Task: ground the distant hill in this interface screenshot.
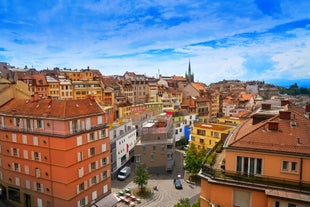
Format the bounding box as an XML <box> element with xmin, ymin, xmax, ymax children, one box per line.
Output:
<box><xmin>267</xmin><ymin>79</ymin><xmax>310</xmax><ymax>88</ymax></box>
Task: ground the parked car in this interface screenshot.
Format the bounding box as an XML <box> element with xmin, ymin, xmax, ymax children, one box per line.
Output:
<box><xmin>117</xmin><ymin>166</ymin><xmax>131</xmax><ymax>180</ymax></box>
<box><xmin>174</xmin><ymin>178</ymin><xmax>183</xmax><ymax>189</ymax></box>
<box><xmin>184</xmin><ymin>144</ymin><xmax>189</xmax><ymax>150</ymax></box>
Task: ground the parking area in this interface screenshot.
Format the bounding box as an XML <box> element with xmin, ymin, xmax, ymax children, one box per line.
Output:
<box><xmin>112</xmin><ymin>150</ymin><xmax>200</xmax><ymax>207</ymax></box>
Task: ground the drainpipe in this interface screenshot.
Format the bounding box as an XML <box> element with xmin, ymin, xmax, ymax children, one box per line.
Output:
<box><xmin>300</xmin><ymin>157</ymin><xmax>303</xmax><ymax>188</ymax></box>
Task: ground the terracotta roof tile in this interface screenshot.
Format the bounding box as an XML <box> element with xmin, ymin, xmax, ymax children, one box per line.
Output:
<box><xmin>0</xmin><ymin>97</ymin><xmax>104</xmax><ymax>119</ymax></box>
<box><xmin>228</xmin><ymin>109</ymin><xmax>310</xmax><ymax>155</ymax></box>
<box><xmin>191</xmin><ymin>82</ymin><xmax>207</xmax><ymax>92</ymax></box>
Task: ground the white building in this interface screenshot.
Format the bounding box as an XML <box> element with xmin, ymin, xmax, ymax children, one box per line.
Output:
<box><xmin>109</xmin><ymin>119</ymin><xmax>137</xmax><ymax>179</ymax></box>
<box><xmin>173</xmin><ymin>111</ymin><xmax>197</xmax><ymax>142</ymax></box>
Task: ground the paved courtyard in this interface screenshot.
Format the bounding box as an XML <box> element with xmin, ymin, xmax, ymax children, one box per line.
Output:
<box><xmin>112</xmin><ymin>150</ymin><xmax>200</xmax><ymax>207</ymax></box>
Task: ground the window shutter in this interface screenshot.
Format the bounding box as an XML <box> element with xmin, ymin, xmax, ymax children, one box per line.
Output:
<box><xmin>69</xmin><ymin>121</ymin><xmax>73</xmax><ymax>134</ymax></box>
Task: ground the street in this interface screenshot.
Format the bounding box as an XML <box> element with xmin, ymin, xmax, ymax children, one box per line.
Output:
<box><xmin>112</xmin><ymin>150</ymin><xmax>201</xmax><ymax>207</ymax></box>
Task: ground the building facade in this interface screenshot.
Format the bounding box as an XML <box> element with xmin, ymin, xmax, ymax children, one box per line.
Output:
<box><xmin>0</xmin><ymin>97</ymin><xmax>115</xmax><ymax>207</ymax></box>
<box><xmin>199</xmin><ymin>103</ymin><xmax>310</xmax><ymax>207</ymax></box>
<box><xmin>134</xmin><ymin>114</ymin><xmax>175</xmax><ymax>173</ymax></box>
<box><xmin>109</xmin><ymin>119</ymin><xmax>137</xmax><ymax>179</ymax></box>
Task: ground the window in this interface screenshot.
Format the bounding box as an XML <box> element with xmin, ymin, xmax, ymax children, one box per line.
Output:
<box><xmin>35</xmin><ymin>168</ymin><xmax>41</xmax><ymax>177</ymax></box>
<box><xmin>78</xmin><ymin>167</ymin><xmax>84</xmax><ymax>178</ymax></box>
<box><xmin>213</xmin><ymin>132</ymin><xmax>219</xmax><ymax>138</ymax></box>
<box><xmin>135</xmin><ymin>155</ymin><xmax>141</xmax><ymax>163</ymax></box>
<box><xmin>25</xmin><ymin>180</ymin><xmax>30</xmax><ymax>189</ymax></box>
<box><xmin>77</xmin><ymin>136</ymin><xmax>82</xmax><ymax>146</ymax></box>
<box><xmin>191</xmin><ymin>136</ymin><xmax>195</xmax><ymax>142</ymax></box>
<box><xmin>88</xmin><ymin>132</ymin><xmax>95</xmax><ymax>142</ymax></box>
<box><xmin>153</xmin><ymin>146</ymin><xmax>156</xmax><ymax>151</ymax></box>
<box><xmin>91</xmin><ymin>176</ymin><xmax>97</xmax><ymax>185</ymax></box>
<box><xmin>89</xmin><ymin>147</ymin><xmax>95</xmax><ymax>157</ymax></box>
<box><xmin>150</xmin><ymin>154</ymin><xmax>154</xmax><ymax>161</ymax></box>
<box><xmin>274</xmin><ymin>201</ymin><xmax>280</xmax><ymax>207</ymax></box>
<box><xmin>14</xmin><ymin>163</ymin><xmax>20</xmax><ymax>172</ymax></box>
<box><xmin>288</xmin><ymin>204</ymin><xmax>296</xmax><ymax>207</ymax></box>
<box><xmin>282</xmin><ymin>161</ymin><xmax>289</xmax><ymax>171</ymax></box>
<box><xmin>33</xmin><ymin>136</ymin><xmax>38</xmax><ymax>146</ymax></box>
<box><xmin>101</xmin><ymin>157</ymin><xmax>107</xmax><ymax>166</ymax></box>
<box><xmin>101</xmin><ymin>171</ymin><xmax>108</xmax><ymax>180</ymax></box>
<box><xmin>200</xmin><ymin>139</ymin><xmax>204</xmax><ymax>144</ymax></box>
<box><xmin>100</xmin><ymin>129</ymin><xmax>106</xmax><ymax>138</ymax></box>
<box><xmin>22</xmin><ymin>135</ymin><xmax>27</xmax><ymax>144</ymax></box>
<box><xmin>13</xmin><ymin>148</ymin><xmax>19</xmax><ymax>157</ymax></box>
<box><xmin>90</xmin><ymin>162</ymin><xmax>96</xmax><ymax>171</ymax></box>
<box><xmin>79</xmin><ymin>197</ymin><xmax>86</xmax><ymax>207</ymax></box>
<box><xmin>36</xmin><ymin>183</ymin><xmax>43</xmax><ymax>192</ymax></box>
<box><xmin>282</xmin><ymin>161</ymin><xmax>298</xmax><ymax>173</ymax></box>
<box><xmin>101</xmin><ymin>143</ymin><xmax>106</xmax><ymax>152</ymax></box>
<box><xmin>24</xmin><ymin>165</ymin><xmax>29</xmax><ymax>174</ymax></box>
<box><xmin>236</xmin><ymin>156</ymin><xmax>262</xmax><ymax>175</ymax></box>
<box><xmin>77</xmin><ymin>152</ymin><xmax>83</xmax><ymax>161</ymax></box>
<box><xmin>37</xmin><ymin>120</ymin><xmax>43</xmax><ymax>128</ymax></box>
<box><xmin>197</xmin><ymin>129</ymin><xmax>205</xmax><ymax>136</ymax></box>
<box><xmin>291</xmin><ymin>162</ymin><xmax>298</xmax><ymax>172</ymax></box>
<box><xmin>78</xmin><ymin>182</ymin><xmax>85</xmax><ymax>192</ymax></box>
<box><xmin>12</xmin><ymin>134</ymin><xmax>17</xmax><ymax>142</ymax></box>
<box><xmin>34</xmin><ymin>152</ymin><xmax>41</xmax><ymax>161</ymax></box>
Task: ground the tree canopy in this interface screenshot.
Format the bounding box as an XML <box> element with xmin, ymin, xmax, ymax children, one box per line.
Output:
<box><xmin>133</xmin><ymin>163</ymin><xmax>150</xmax><ymax>192</ymax></box>
<box><xmin>279</xmin><ymin>83</ymin><xmax>310</xmax><ymax>95</ymax></box>
<box><xmin>184</xmin><ymin>143</ymin><xmax>208</xmax><ymax>174</ymax></box>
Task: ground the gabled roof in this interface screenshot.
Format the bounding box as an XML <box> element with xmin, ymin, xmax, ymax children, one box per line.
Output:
<box><xmin>0</xmin><ymin>97</ymin><xmax>104</xmax><ymax>119</ymax></box>
<box><xmin>227</xmin><ymin>108</ymin><xmax>310</xmax><ymax>155</ymax></box>
<box><xmin>191</xmin><ymin>82</ymin><xmax>207</xmax><ymax>92</ymax></box>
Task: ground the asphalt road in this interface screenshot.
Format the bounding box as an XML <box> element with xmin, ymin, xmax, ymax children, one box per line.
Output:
<box><xmin>112</xmin><ymin>150</ymin><xmax>201</xmax><ymax>207</ymax></box>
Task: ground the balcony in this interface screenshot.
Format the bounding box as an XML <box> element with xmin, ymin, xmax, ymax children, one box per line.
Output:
<box><xmin>0</xmin><ymin>123</ymin><xmax>108</xmax><ymax>138</ymax></box>
<box><xmin>200</xmin><ymin>165</ymin><xmax>310</xmax><ymax>192</ymax></box>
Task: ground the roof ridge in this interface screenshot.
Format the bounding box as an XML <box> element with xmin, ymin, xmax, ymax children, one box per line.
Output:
<box><xmin>229</xmin><ymin>115</ymin><xmax>279</xmax><ymax>146</ymax></box>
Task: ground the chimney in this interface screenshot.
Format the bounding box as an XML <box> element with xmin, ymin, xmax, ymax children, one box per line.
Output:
<box><xmin>268</xmin><ymin>122</ymin><xmax>279</xmax><ymax>131</ymax></box>
<box><xmin>262</xmin><ymin>103</ymin><xmax>271</xmax><ymax>110</ymax></box>
<box><xmin>281</xmin><ymin>100</ymin><xmax>290</xmax><ymax>106</ymax></box>
<box><xmin>279</xmin><ymin>111</ymin><xmax>291</xmax><ymax>120</ymax></box>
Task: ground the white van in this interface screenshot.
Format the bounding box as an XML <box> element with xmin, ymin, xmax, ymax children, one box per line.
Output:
<box><xmin>117</xmin><ymin>166</ymin><xmax>131</xmax><ymax>180</ymax></box>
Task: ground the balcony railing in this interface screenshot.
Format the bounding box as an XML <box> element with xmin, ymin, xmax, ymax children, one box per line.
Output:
<box><xmin>0</xmin><ymin>123</ymin><xmax>108</xmax><ymax>138</ymax></box>
<box><xmin>200</xmin><ymin>164</ymin><xmax>310</xmax><ymax>192</ymax></box>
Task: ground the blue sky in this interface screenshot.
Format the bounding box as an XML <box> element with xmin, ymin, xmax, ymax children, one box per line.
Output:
<box><xmin>0</xmin><ymin>0</ymin><xmax>310</xmax><ymax>85</ymax></box>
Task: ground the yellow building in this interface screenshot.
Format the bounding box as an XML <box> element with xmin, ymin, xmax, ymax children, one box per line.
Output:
<box><xmin>46</xmin><ymin>76</ymin><xmax>60</xmax><ymax>100</ymax></box>
<box><xmin>72</xmin><ymin>80</ymin><xmax>103</xmax><ymax>103</ymax></box>
<box><xmin>190</xmin><ymin>123</ymin><xmax>234</xmax><ymax>150</ymax></box>
<box><xmin>59</xmin><ymin>70</ymin><xmax>94</xmax><ymax>81</ymax></box>
<box><xmin>217</xmin><ymin>116</ymin><xmax>245</xmax><ymax>126</ymax></box>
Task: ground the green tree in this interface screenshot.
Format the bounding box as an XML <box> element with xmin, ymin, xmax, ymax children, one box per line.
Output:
<box><xmin>133</xmin><ymin>163</ymin><xmax>150</xmax><ymax>192</ymax></box>
<box><xmin>173</xmin><ymin>198</ymin><xmax>190</xmax><ymax>207</ymax></box>
<box><xmin>184</xmin><ymin>143</ymin><xmax>208</xmax><ymax>174</ymax></box>
<box><xmin>192</xmin><ymin>198</ymin><xmax>200</xmax><ymax>207</ymax></box>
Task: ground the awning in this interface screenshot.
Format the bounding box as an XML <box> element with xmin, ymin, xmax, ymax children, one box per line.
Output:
<box><xmin>93</xmin><ymin>193</ymin><xmax>119</xmax><ymax>207</ymax></box>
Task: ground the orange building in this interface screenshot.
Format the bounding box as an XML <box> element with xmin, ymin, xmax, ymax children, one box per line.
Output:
<box><xmin>0</xmin><ymin>97</ymin><xmax>116</xmax><ymax>207</ymax></box>
<box><xmin>199</xmin><ymin>103</ymin><xmax>310</xmax><ymax>207</ymax></box>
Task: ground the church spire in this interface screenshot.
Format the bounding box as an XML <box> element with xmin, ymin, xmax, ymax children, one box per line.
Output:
<box><xmin>188</xmin><ymin>59</ymin><xmax>191</xmax><ymax>75</ymax></box>
<box><xmin>186</xmin><ymin>59</ymin><xmax>194</xmax><ymax>83</ymax></box>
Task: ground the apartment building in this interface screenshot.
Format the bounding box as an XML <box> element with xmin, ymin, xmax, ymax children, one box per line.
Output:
<box><xmin>46</xmin><ymin>76</ymin><xmax>60</xmax><ymax>100</ymax></box>
<box><xmin>0</xmin><ymin>97</ymin><xmax>116</xmax><ymax>207</ymax></box>
<box><xmin>72</xmin><ymin>81</ymin><xmax>103</xmax><ymax>104</ymax></box>
<box><xmin>135</xmin><ymin>113</ymin><xmax>175</xmax><ymax>173</ymax></box>
<box><xmin>59</xmin><ymin>70</ymin><xmax>94</xmax><ymax>81</ymax></box>
<box><xmin>58</xmin><ymin>76</ymin><xmax>73</xmax><ymax>100</ymax></box>
<box><xmin>0</xmin><ymin>78</ymin><xmax>33</xmax><ymax>107</ymax></box>
<box><xmin>172</xmin><ymin>110</ymin><xmax>197</xmax><ymax>142</ymax></box>
<box><xmin>109</xmin><ymin>119</ymin><xmax>137</xmax><ymax>179</ymax></box>
<box><xmin>199</xmin><ymin>103</ymin><xmax>310</xmax><ymax>207</ymax></box>
<box><xmin>190</xmin><ymin>122</ymin><xmax>234</xmax><ymax>151</ymax></box>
